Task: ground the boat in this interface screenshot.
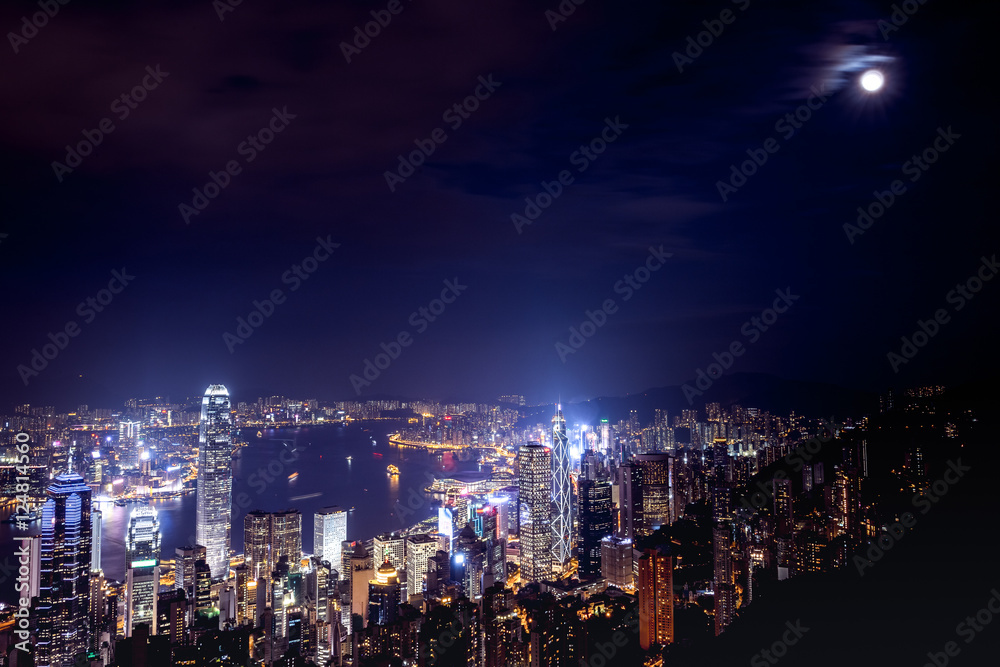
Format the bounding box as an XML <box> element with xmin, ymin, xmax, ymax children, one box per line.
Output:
<box><xmin>257</xmin><ymin>431</ymin><xmax>263</xmax><ymax>438</ymax></box>
<box><xmin>387</xmin><ymin>464</ymin><xmax>400</xmax><ymax>476</ymax></box>
<box><xmin>346</xmin><ymin>456</ymin><xmax>353</xmax><ymax>462</ymax></box>
<box><xmin>4</xmin><ymin>512</ymin><xmax>37</xmax><ymax>523</ymax></box>
<box><xmin>287</xmin><ymin>472</ymin><xmax>299</xmax><ymax>480</ymax></box>
<box><xmin>373</xmin><ymin>452</ymin><xmax>383</xmax><ymax>458</ymax></box>
<box><xmin>114</xmin><ymin>499</ymin><xmax>126</xmax><ymax>506</ymax></box>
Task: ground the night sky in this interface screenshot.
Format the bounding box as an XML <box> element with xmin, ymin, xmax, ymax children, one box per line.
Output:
<box><xmin>1</xmin><ymin>0</ymin><xmax>994</xmax><ymax>409</ymax></box>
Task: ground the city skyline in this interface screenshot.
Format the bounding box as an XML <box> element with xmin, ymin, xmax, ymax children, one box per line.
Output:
<box><xmin>1</xmin><ymin>0</ymin><xmax>995</xmax><ymax>664</ymax></box>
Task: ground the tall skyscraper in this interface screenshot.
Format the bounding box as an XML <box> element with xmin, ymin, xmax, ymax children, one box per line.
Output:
<box><xmin>773</xmin><ymin>476</ymin><xmax>794</xmax><ymax>537</ymax></box>
<box><xmin>37</xmin><ymin>471</ymin><xmax>93</xmax><ymax>667</ymax></box>
<box><xmin>126</xmin><ymin>506</ymin><xmax>161</xmax><ymax>637</ymax></box>
<box><xmin>367</xmin><ymin>561</ymin><xmax>402</xmax><ymax>626</ymax></box>
<box><xmin>314</xmin><ymin>506</ymin><xmax>348</xmax><ymax>571</ymax></box>
<box><xmin>243</xmin><ymin>509</ymin><xmax>303</xmax><ymax>591</ymax></box>
<box><xmin>713</xmin><ymin>522</ymin><xmax>735</xmax><ymax>636</ymax></box>
<box><xmin>636</xmin><ymin>453</ymin><xmax>671</xmax><ymax>531</ymax></box>
<box><xmin>197</xmin><ymin>384</ymin><xmax>233</xmax><ymax>579</ymax></box>
<box><xmin>373</xmin><ymin>532</ymin><xmax>407</xmax><ymax>572</ymax></box>
<box><xmin>599</xmin><ymin>419</ymin><xmax>610</xmax><ymax>455</ymax></box>
<box><xmin>618</xmin><ymin>462</ymin><xmax>644</xmax><ymax>539</ymax></box>
<box><xmin>550</xmin><ymin>406</ymin><xmax>572</xmax><ymax>566</ymax></box>
<box><xmin>518</xmin><ymin>442</ymin><xmax>552</xmax><ymax>583</ymax></box>
<box><xmin>91</xmin><ymin>508</ymin><xmax>102</xmax><ymax>573</ymax></box>
<box><xmin>405</xmin><ymin>534</ymin><xmax>439</xmax><ymax>601</ymax></box>
<box><xmin>174</xmin><ymin>544</ymin><xmax>205</xmax><ymax>601</ymax></box>
<box><xmin>577</xmin><ymin>479</ymin><xmax>613</xmax><ymax>577</ymax></box>
<box><xmin>638</xmin><ymin>546</ymin><xmax>674</xmax><ymax>650</ymax></box>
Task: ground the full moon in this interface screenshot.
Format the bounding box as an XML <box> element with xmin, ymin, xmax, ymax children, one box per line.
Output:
<box><xmin>860</xmin><ymin>69</ymin><xmax>885</xmax><ymax>92</ymax></box>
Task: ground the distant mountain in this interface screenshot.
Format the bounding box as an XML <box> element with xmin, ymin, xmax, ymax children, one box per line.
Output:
<box><xmin>524</xmin><ymin>373</ymin><xmax>877</xmax><ymax>426</ymax></box>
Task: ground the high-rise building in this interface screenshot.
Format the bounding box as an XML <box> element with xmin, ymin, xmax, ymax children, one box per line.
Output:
<box><xmin>367</xmin><ymin>561</ymin><xmax>402</xmax><ymax>627</ymax></box>
<box><xmin>91</xmin><ymin>509</ymin><xmax>102</xmax><ymax>573</ymax></box>
<box><xmin>636</xmin><ymin>453</ymin><xmax>671</xmax><ymax>531</ymax></box>
<box><xmin>314</xmin><ymin>505</ymin><xmax>348</xmax><ymax>571</ymax></box>
<box><xmin>373</xmin><ymin>532</ymin><xmax>407</xmax><ymax>573</ymax></box>
<box><xmin>637</xmin><ymin>546</ymin><xmax>674</xmax><ymax>650</ymax></box>
<box><xmin>601</xmin><ymin>536</ymin><xmax>634</xmax><ymax>589</ymax></box>
<box><xmin>125</xmin><ymin>506</ymin><xmax>161</xmax><ymax>637</ymax></box>
<box><xmin>518</xmin><ymin>442</ymin><xmax>552</xmax><ymax>583</ymax></box>
<box><xmin>599</xmin><ymin>419</ymin><xmax>611</xmax><ymax>455</ymax></box>
<box><xmin>618</xmin><ymin>462</ymin><xmax>644</xmax><ymax>539</ymax></box>
<box><xmin>156</xmin><ymin>589</ymin><xmax>187</xmax><ymax>645</ymax></box>
<box><xmin>773</xmin><ymin>477</ymin><xmax>794</xmax><ymax>537</ymax></box>
<box><xmin>37</xmin><ymin>471</ymin><xmax>93</xmax><ymax>667</ymax></box>
<box><xmin>551</xmin><ymin>406</ymin><xmax>572</xmax><ymax>566</ymax></box>
<box><xmin>197</xmin><ymin>384</ymin><xmax>233</xmax><ymax>579</ymax></box>
<box><xmin>174</xmin><ymin>544</ymin><xmax>205</xmax><ymax>601</ymax></box>
<box><xmin>243</xmin><ymin>509</ymin><xmax>302</xmax><ymax>594</ymax></box>
<box><xmin>577</xmin><ymin>479</ymin><xmax>613</xmax><ymax>578</ymax></box>
<box><xmin>405</xmin><ymin>534</ymin><xmax>438</xmax><ymax>601</ymax></box>
<box><xmin>713</xmin><ymin>522</ymin><xmax>735</xmax><ymax>636</ymax></box>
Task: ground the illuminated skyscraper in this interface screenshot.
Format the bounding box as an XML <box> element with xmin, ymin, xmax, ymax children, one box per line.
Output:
<box><xmin>314</xmin><ymin>505</ymin><xmax>348</xmax><ymax>571</ymax></box>
<box><xmin>713</xmin><ymin>522</ymin><xmax>735</xmax><ymax>636</ymax></box>
<box><xmin>36</xmin><ymin>471</ymin><xmax>93</xmax><ymax>667</ymax></box>
<box><xmin>405</xmin><ymin>533</ymin><xmax>439</xmax><ymax>601</ymax></box>
<box><xmin>518</xmin><ymin>442</ymin><xmax>552</xmax><ymax>583</ymax></box>
<box><xmin>638</xmin><ymin>546</ymin><xmax>674</xmax><ymax>649</ymax></box>
<box><xmin>577</xmin><ymin>479</ymin><xmax>613</xmax><ymax>577</ymax></box>
<box><xmin>126</xmin><ymin>506</ymin><xmax>161</xmax><ymax>637</ymax></box>
<box><xmin>91</xmin><ymin>508</ymin><xmax>102</xmax><ymax>573</ymax></box>
<box><xmin>197</xmin><ymin>384</ymin><xmax>233</xmax><ymax>579</ymax></box>
<box><xmin>618</xmin><ymin>461</ymin><xmax>644</xmax><ymax>539</ymax></box>
<box><xmin>550</xmin><ymin>406</ymin><xmax>572</xmax><ymax>566</ymax></box>
<box><xmin>367</xmin><ymin>561</ymin><xmax>401</xmax><ymax>626</ymax></box>
<box><xmin>243</xmin><ymin>509</ymin><xmax>303</xmax><ymax>594</ymax></box>
<box><xmin>636</xmin><ymin>453</ymin><xmax>671</xmax><ymax>531</ymax></box>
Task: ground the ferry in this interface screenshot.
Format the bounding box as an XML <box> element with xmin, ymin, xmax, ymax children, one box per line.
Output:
<box><xmin>386</xmin><ymin>464</ymin><xmax>400</xmax><ymax>476</ymax></box>
<box><xmin>287</xmin><ymin>472</ymin><xmax>299</xmax><ymax>480</ymax></box>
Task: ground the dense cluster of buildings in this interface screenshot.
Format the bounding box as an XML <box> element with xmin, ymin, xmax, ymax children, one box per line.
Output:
<box><xmin>0</xmin><ymin>385</ymin><xmax>961</xmax><ymax>667</ymax></box>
